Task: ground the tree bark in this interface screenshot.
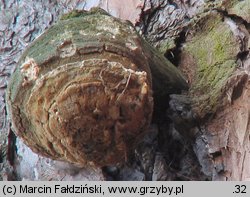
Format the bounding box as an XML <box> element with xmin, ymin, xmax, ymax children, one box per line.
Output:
<box><xmin>169</xmin><ymin>2</ymin><xmax>250</xmax><ymax>180</ymax></box>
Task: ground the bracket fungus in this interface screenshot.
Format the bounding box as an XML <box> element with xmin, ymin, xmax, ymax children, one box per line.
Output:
<box><xmin>6</xmin><ymin>8</ymin><xmax>187</xmax><ymax>167</ymax></box>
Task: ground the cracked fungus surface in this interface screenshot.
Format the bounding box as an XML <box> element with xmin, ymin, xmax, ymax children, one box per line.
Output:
<box><xmin>6</xmin><ymin>10</ymin><xmax>153</xmax><ymax>166</ymax></box>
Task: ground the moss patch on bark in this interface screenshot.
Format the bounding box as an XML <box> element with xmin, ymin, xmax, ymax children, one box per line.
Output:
<box><xmin>183</xmin><ymin>12</ymin><xmax>239</xmax><ymax>117</ymax></box>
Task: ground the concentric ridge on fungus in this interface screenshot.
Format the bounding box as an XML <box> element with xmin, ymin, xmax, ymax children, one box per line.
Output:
<box><xmin>6</xmin><ymin>8</ymin><xmax>187</xmax><ymax>166</ymax></box>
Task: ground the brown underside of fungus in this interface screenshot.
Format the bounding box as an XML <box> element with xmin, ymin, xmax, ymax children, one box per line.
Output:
<box><xmin>6</xmin><ymin>8</ymin><xmax>187</xmax><ymax>167</ymax></box>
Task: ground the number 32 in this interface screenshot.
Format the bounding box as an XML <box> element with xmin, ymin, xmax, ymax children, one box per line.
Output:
<box><xmin>234</xmin><ymin>185</ymin><xmax>247</xmax><ymax>193</ymax></box>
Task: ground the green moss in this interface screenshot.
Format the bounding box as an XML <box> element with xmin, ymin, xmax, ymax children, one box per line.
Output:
<box><xmin>21</xmin><ymin>11</ymin><xmax>125</xmax><ymax>67</ymax></box>
<box><xmin>60</xmin><ymin>8</ymin><xmax>110</xmax><ymax>21</ymax></box>
<box><xmin>186</xmin><ymin>13</ymin><xmax>238</xmax><ymax>116</ymax></box>
<box><xmin>60</xmin><ymin>10</ymin><xmax>88</xmax><ymax>20</ymax></box>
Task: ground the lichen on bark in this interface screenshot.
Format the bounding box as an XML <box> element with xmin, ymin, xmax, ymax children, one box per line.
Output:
<box><xmin>175</xmin><ymin>3</ymin><xmax>250</xmax><ymax>180</ymax></box>
<box><xmin>180</xmin><ymin>12</ymin><xmax>239</xmax><ymax>117</ymax></box>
